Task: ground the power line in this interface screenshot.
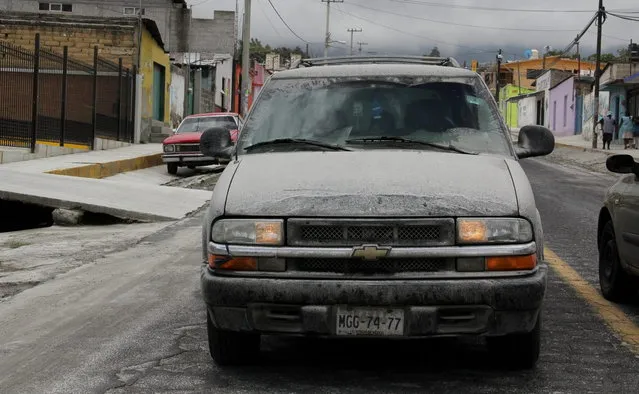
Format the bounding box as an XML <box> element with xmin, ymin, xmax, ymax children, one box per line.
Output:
<box><xmin>388</xmin><ymin>0</ymin><xmax>639</xmax><ymax>14</ymax></box>
<box><xmin>606</xmin><ymin>11</ymin><xmax>639</xmax><ymax>22</ymax></box>
<box><xmin>346</xmin><ymin>2</ymin><xmax>584</xmax><ymax>32</ymax></box>
<box><xmin>257</xmin><ymin>0</ymin><xmax>282</xmax><ymax>37</ymax></box>
<box><xmin>331</xmin><ymin>2</ymin><xmax>489</xmax><ymax>52</ymax></box>
<box><xmin>265</xmin><ymin>0</ymin><xmax>310</xmax><ymax>43</ymax></box>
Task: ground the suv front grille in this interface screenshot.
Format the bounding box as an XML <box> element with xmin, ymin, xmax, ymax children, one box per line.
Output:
<box><xmin>288</xmin><ymin>218</ymin><xmax>454</xmax><ymax>247</ymax></box>
<box><xmin>289</xmin><ymin>258</ymin><xmax>453</xmax><ymax>274</ymax></box>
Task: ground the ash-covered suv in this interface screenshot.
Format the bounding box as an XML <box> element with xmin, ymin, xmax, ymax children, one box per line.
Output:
<box><xmin>199</xmin><ymin>56</ymin><xmax>555</xmax><ymax>368</ymax></box>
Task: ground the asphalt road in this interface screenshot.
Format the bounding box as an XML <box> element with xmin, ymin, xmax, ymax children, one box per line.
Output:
<box><xmin>0</xmin><ymin>157</ymin><xmax>638</xmax><ymax>393</ymax></box>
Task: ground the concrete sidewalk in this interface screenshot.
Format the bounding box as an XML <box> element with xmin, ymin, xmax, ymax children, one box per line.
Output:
<box><xmin>0</xmin><ymin>144</ymin><xmax>163</xmax><ymax>178</ymax></box>
<box><xmin>0</xmin><ymin>168</ymin><xmax>211</xmax><ymax>222</ymax></box>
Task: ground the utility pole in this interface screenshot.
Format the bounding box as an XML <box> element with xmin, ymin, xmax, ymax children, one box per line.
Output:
<box><xmin>347</xmin><ymin>27</ymin><xmax>362</xmax><ymax>56</ymax></box>
<box><xmin>357</xmin><ymin>41</ymin><xmax>368</xmax><ymax>54</ymax></box>
<box><xmin>576</xmin><ymin>37</ymin><xmax>581</xmax><ymax>81</ymax></box>
<box><xmin>495</xmin><ymin>49</ymin><xmax>503</xmax><ymax>105</ymax></box>
<box><xmin>592</xmin><ymin>0</ymin><xmax>604</xmax><ymax>149</ymax></box>
<box><xmin>241</xmin><ymin>0</ymin><xmax>251</xmax><ymax>117</ymax></box>
<box><xmin>322</xmin><ymin>0</ymin><xmax>343</xmax><ymax>59</ymax></box>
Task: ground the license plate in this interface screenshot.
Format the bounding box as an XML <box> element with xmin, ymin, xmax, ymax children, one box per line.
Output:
<box><xmin>335</xmin><ymin>306</ymin><xmax>405</xmax><ymax>336</ymax></box>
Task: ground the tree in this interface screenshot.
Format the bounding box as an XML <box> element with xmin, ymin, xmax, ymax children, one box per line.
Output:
<box><xmin>237</xmin><ymin>38</ymin><xmax>309</xmax><ymax>64</ymax></box>
<box><xmin>586</xmin><ymin>48</ymin><xmax>631</xmax><ymax>63</ymax></box>
<box><xmin>428</xmin><ymin>46</ymin><xmax>441</xmax><ymax>57</ymax></box>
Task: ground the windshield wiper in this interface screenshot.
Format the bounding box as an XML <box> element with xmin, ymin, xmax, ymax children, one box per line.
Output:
<box><xmin>244</xmin><ymin>138</ymin><xmax>351</xmax><ymax>152</ymax></box>
<box><xmin>345</xmin><ymin>136</ymin><xmax>478</xmax><ymax>155</ymax></box>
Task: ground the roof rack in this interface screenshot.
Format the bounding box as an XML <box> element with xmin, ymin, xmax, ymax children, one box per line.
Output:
<box><xmin>294</xmin><ymin>55</ymin><xmax>461</xmax><ymax>68</ymax></box>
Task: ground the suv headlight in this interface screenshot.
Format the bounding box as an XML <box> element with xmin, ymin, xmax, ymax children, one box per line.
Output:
<box><xmin>212</xmin><ymin>219</ymin><xmax>284</xmax><ymax>245</ymax></box>
<box><xmin>457</xmin><ymin>218</ymin><xmax>533</xmax><ymax>244</ymax></box>
<box><xmin>164</xmin><ymin>144</ymin><xmax>175</xmax><ymax>152</ymax></box>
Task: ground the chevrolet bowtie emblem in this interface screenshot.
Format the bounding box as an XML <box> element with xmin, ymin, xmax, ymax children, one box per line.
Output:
<box><xmin>352</xmin><ymin>244</ymin><xmax>391</xmax><ymax>261</ymax></box>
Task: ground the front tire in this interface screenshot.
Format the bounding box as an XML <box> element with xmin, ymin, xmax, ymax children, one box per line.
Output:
<box><xmin>167</xmin><ymin>163</ymin><xmax>178</xmax><ymax>175</ymax></box>
<box><xmin>599</xmin><ymin>220</ymin><xmax>636</xmax><ymax>302</ymax></box>
<box><xmin>207</xmin><ymin>312</ymin><xmax>260</xmax><ymax>366</ymax></box>
<box><xmin>487</xmin><ymin>315</ymin><xmax>541</xmax><ymax>369</ymax></box>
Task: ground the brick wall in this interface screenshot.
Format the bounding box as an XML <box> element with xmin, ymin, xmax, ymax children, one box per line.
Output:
<box><xmin>0</xmin><ymin>16</ymin><xmax>137</xmax><ymax>68</ymax></box>
<box><xmin>169</xmin><ymin>9</ymin><xmax>235</xmax><ymax>54</ymax></box>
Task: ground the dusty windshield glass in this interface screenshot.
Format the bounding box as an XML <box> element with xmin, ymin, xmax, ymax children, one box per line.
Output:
<box><xmin>177</xmin><ymin>116</ymin><xmax>237</xmax><ymax>133</ymax></box>
<box><xmin>237</xmin><ymin>76</ymin><xmax>512</xmax><ymax>155</ymax></box>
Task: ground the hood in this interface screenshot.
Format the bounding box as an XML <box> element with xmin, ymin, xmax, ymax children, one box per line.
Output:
<box><xmin>163</xmin><ymin>132</ymin><xmax>202</xmax><ymax>144</ymax></box>
<box><xmin>224</xmin><ymin>150</ymin><xmax>520</xmax><ymax>217</ymax></box>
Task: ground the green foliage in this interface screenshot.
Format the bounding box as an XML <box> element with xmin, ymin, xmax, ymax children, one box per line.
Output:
<box><xmin>237</xmin><ymin>38</ymin><xmax>309</xmax><ymax>63</ymax></box>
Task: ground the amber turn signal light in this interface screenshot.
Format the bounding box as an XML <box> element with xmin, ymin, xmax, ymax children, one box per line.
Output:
<box><xmin>486</xmin><ymin>254</ymin><xmax>537</xmax><ymax>271</ymax></box>
<box><xmin>208</xmin><ymin>254</ymin><xmax>257</xmax><ymax>271</ymax></box>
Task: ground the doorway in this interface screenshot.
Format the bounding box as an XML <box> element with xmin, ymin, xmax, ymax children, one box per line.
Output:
<box><xmin>153</xmin><ymin>62</ymin><xmax>166</xmax><ymax>121</ymax></box>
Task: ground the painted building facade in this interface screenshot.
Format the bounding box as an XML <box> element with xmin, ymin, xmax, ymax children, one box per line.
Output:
<box><xmin>499</xmin><ymin>84</ymin><xmax>535</xmax><ymax>128</ymax></box>
<box><xmin>548</xmin><ymin>76</ymin><xmax>575</xmax><ymax>136</ymax></box>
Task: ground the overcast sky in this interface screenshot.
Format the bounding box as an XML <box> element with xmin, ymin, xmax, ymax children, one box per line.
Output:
<box><xmin>191</xmin><ymin>0</ymin><xmax>639</xmax><ymax>62</ymax></box>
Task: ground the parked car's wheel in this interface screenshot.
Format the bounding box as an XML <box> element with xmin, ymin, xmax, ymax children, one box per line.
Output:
<box><xmin>487</xmin><ymin>315</ymin><xmax>541</xmax><ymax>369</ymax></box>
<box><xmin>167</xmin><ymin>163</ymin><xmax>178</xmax><ymax>175</ymax></box>
<box><xmin>207</xmin><ymin>312</ymin><xmax>260</xmax><ymax>366</ymax></box>
<box><xmin>599</xmin><ymin>220</ymin><xmax>636</xmax><ymax>302</ymax></box>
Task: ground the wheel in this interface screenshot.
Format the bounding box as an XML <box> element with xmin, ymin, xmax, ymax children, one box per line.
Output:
<box><xmin>187</xmin><ymin>165</ymin><xmax>196</xmax><ymax>170</ymax></box>
<box><xmin>167</xmin><ymin>163</ymin><xmax>178</xmax><ymax>175</ymax></box>
<box><xmin>207</xmin><ymin>311</ymin><xmax>260</xmax><ymax>366</ymax></box>
<box><xmin>487</xmin><ymin>314</ymin><xmax>541</xmax><ymax>369</ymax></box>
<box><xmin>599</xmin><ymin>220</ymin><xmax>636</xmax><ymax>302</ymax></box>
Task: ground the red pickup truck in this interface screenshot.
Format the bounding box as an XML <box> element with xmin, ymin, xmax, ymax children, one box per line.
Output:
<box><xmin>162</xmin><ymin>112</ymin><xmax>241</xmax><ymax>174</ymax></box>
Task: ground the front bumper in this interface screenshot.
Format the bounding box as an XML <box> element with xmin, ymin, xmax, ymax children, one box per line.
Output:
<box><xmin>201</xmin><ymin>264</ymin><xmax>547</xmax><ymax>337</ymax></box>
<box><xmin>162</xmin><ymin>153</ymin><xmax>218</xmax><ymax>165</ymax></box>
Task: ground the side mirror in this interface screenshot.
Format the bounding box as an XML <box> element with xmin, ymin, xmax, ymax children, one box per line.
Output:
<box><xmin>200</xmin><ymin>127</ymin><xmax>234</xmax><ymax>160</ymax></box>
<box><xmin>606</xmin><ymin>154</ymin><xmax>638</xmax><ymax>175</ymax></box>
<box><xmin>515</xmin><ymin>125</ymin><xmax>555</xmax><ymax>159</ymax></box>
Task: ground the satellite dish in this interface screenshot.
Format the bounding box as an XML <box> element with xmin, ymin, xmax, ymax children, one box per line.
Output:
<box><xmin>524</xmin><ymin>49</ymin><xmax>533</xmax><ymax>59</ymax></box>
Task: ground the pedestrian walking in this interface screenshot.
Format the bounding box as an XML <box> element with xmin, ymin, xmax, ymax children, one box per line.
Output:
<box><xmin>598</xmin><ymin>112</ymin><xmax>617</xmax><ymax>150</ymax></box>
<box><xmin>619</xmin><ymin>111</ymin><xmax>635</xmax><ymax>149</ymax></box>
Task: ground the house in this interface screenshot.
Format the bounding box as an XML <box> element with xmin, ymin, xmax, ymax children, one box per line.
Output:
<box><xmin>499</xmin><ymin>84</ymin><xmax>535</xmax><ymax>128</ymax></box>
<box><xmin>0</xmin><ymin>11</ymin><xmax>172</xmax><ymax>143</ymax></box>
<box><xmin>0</xmin><ymin>0</ymin><xmax>238</xmax><ymax>117</ymax></box>
<box><xmin>484</xmin><ymin>56</ymin><xmax>599</xmax><ymax>94</ymax></box>
<box><xmin>534</xmin><ymin>69</ymin><xmax>574</xmax><ymax>131</ymax></box>
<box><xmin>599</xmin><ymin>63</ymin><xmax>639</xmax><ymax>127</ymax></box>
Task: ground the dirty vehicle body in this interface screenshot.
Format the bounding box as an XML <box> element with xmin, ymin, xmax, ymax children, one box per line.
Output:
<box><xmin>162</xmin><ymin>113</ymin><xmax>241</xmax><ymax>174</ymax></box>
<box><xmin>598</xmin><ymin>154</ymin><xmax>639</xmax><ymax>302</ymax></box>
<box><xmin>199</xmin><ymin>56</ymin><xmax>555</xmax><ymax>368</ymax></box>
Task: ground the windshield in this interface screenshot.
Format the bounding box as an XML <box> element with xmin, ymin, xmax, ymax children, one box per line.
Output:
<box><xmin>177</xmin><ymin>116</ymin><xmax>237</xmax><ymax>133</ymax></box>
<box><xmin>236</xmin><ymin>76</ymin><xmax>513</xmax><ymax>156</ymax></box>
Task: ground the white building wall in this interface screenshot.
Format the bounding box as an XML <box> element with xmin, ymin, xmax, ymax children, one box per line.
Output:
<box><xmin>518</xmin><ymin>96</ymin><xmax>537</xmax><ymax>127</ymax></box>
<box><xmin>214</xmin><ymin>56</ymin><xmax>233</xmax><ymax>111</ymax></box>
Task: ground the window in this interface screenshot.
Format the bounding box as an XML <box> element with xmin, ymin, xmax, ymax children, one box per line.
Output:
<box><xmin>124</xmin><ymin>7</ymin><xmax>145</xmax><ymax>15</ymax></box>
<box><xmin>39</xmin><ymin>3</ymin><xmax>72</xmax><ymax>12</ymax></box>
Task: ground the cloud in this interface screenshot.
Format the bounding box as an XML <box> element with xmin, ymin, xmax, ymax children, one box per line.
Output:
<box><xmin>191</xmin><ymin>0</ymin><xmax>638</xmax><ymax>62</ymax></box>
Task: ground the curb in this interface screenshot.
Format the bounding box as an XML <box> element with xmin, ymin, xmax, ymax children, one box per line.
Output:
<box><xmin>554</xmin><ymin>142</ymin><xmax>628</xmax><ymax>156</ymax></box>
<box><xmin>45</xmin><ymin>153</ymin><xmax>163</xmax><ymax>179</ymax></box>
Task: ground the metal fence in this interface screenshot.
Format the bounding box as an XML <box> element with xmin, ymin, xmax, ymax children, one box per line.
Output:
<box><xmin>0</xmin><ymin>34</ymin><xmax>135</xmax><ymax>152</ymax></box>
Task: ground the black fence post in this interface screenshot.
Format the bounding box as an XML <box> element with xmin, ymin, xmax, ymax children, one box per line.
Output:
<box><xmin>117</xmin><ymin>58</ymin><xmax>123</xmax><ymax>141</ymax></box>
<box><xmin>30</xmin><ymin>33</ymin><xmax>40</xmax><ymax>153</ymax></box>
<box><xmin>131</xmin><ymin>65</ymin><xmax>137</xmax><ymax>143</ymax></box>
<box><xmin>60</xmin><ymin>46</ymin><xmax>68</xmax><ymax>147</ymax></box>
<box><xmin>91</xmin><ymin>46</ymin><xmax>98</xmax><ymax>150</ymax></box>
